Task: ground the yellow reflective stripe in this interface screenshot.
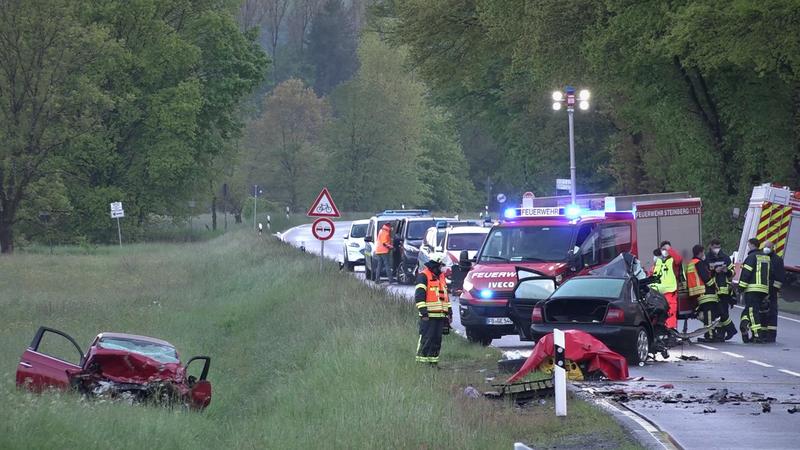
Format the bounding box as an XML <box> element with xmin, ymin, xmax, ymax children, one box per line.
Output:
<box><xmin>428</xmin><ymin>312</ymin><xmax>446</xmax><ymax>318</ymax></box>
<box><xmin>697</xmin><ymin>294</ymin><xmax>719</xmax><ymax>305</ymax></box>
<box><xmin>416</xmin><ymin>302</ymin><xmax>427</xmax><ymax>309</ymax></box>
<box><xmin>774</xmin><ymin>281</ymin><xmax>783</xmax><ymax>289</ymax></box>
<box><xmin>742</xmin><ymin>264</ymin><xmax>753</xmax><ymax>271</ymax></box>
<box><xmin>415</xmin><ymin>284</ymin><xmax>427</xmax><ymax>290</ymax></box>
<box><xmin>738</xmin><ymin>281</ymin><xmax>749</xmax><ymax>288</ymax></box>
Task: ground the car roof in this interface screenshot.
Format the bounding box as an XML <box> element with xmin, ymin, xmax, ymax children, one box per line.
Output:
<box><xmin>97</xmin><ymin>332</ymin><xmax>175</xmax><ymax>347</ymax></box>
<box><xmin>448</xmin><ymin>226</ymin><xmax>489</xmax><ymax>235</ymax></box>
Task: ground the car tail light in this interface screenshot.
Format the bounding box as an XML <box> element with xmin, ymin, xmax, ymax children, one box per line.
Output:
<box><xmin>531</xmin><ymin>305</ymin><xmax>544</xmax><ymax>324</ymax></box>
<box><xmin>604</xmin><ymin>305</ymin><xmax>625</xmax><ymax>323</ymax></box>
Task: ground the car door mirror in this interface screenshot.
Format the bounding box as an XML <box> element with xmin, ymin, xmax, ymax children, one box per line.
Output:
<box><xmin>364</xmin><ymin>236</ymin><xmax>373</xmax><ymax>243</ymax></box>
<box><xmin>343</xmin><ymin>234</ymin><xmax>349</xmax><ymax>239</ymax></box>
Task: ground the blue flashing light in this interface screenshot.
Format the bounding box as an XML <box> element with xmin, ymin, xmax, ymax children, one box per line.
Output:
<box><xmin>479</xmin><ymin>289</ymin><xmax>493</xmax><ymax>299</ymax></box>
<box><xmin>504</xmin><ymin>208</ymin><xmax>517</xmax><ymax>219</ymax></box>
<box><xmin>565</xmin><ymin>204</ymin><xmax>582</xmax><ymax>220</ymax></box>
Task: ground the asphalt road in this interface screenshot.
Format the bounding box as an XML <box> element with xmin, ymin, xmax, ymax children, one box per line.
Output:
<box><xmin>281</xmin><ymin>221</ymin><xmax>800</xmax><ymax>449</ymax></box>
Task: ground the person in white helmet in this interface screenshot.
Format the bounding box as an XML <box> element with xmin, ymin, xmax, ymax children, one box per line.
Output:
<box><xmin>414</xmin><ymin>252</ymin><xmax>451</xmax><ymax>365</ymax></box>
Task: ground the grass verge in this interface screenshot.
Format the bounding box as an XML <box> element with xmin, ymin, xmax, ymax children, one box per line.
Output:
<box><xmin>0</xmin><ymin>231</ymin><xmax>639</xmax><ymax>449</ymax></box>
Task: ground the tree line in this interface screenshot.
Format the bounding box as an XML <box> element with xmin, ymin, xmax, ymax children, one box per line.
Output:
<box><xmin>0</xmin><ymin>0</ymin><xmax>267</xmax><ymax>252</ymax></box>
<box><xmin>381</xmin><ymin>0</ymin><xmax>800</xmax><ymax>244</ymax></box>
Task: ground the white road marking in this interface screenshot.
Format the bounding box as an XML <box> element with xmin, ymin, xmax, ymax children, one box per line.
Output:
<box><xmin>747</xmin><ymin>360</ymin><xmax>773</xmax><ymax>368</ymax></box>
<box><xmin>721</xmin><ymin>351</ymin><xmax>744</xmax><ymax>358</ymax></box>
<box><xmin>593</xmin><ymin>398</ymin><xmax>673</xmax><ymax>450</ymax></box>
<box><xmin>733</xmin><ymin>305</ymin><xmax>800</xmax><ymax>324</ymax></box>
<box><xmin>696</xmin><ymin>344</ymin><xmax>717</xmax><ymax>350</ymax></box>
<box><xmin>778</xmin><ymin>369</ymin><xmax>800</xmax><ymax>377</ymax></box>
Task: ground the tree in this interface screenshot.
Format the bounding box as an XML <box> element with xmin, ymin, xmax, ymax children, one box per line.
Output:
<box><xmin>249</xmin><ymin>78</ymin><xmax>330</xmax><ymax>211</ymax></box>
<box><xmin>308</xmin><ymin>0</ymin><xmax>358</xmax><ymax>94</ymax></box>
<box><xmin>0</xmin><ymin>0</ymin><xmax>114</xmax><ymax>252</ymax></box>
<box><xmin>323</xmin><ymin>34</ymin><xmax>426</xmax><ymax>210</ymax></box>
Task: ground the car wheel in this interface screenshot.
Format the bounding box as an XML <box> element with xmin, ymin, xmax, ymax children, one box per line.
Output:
<box><xmin>365</xmin><ymin>261</ymin><xmax>372</xmax><ymax>280</ymax></box>
<box><xmin>397</xmin><ymin>259</ymin><xmax>411</xmax><ymax>284</ymax></box>
<box><xmin>466</xmin><ymin>327</ymin><xmax>493</xmax><ymax>346</ymax></box>
<box><xmin>628</xmin><ymin>326</ymin><xmax>650</xmax><ymax>364</ymax></box>
<box><xmin>345</xmin><ymin>261</ymin><xmax>355</xmax><ymax>272</ymax></box>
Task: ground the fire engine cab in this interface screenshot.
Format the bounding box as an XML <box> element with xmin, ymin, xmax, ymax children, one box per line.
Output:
<box><xmin>459</xmin><ymin>192</ymin><xmax>702</xmax><ymax>345</ymax></box>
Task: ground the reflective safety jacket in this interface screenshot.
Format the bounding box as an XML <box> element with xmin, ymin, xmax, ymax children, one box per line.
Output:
<box><xmin>650</xmin><ymin>257</ymin><xmax>678</xmax><ymax>294</ymax></box>
<box><xmin>414</xmin><ymin>267</ymin><xmax>451</xmax><ymax>318</ymax></box>
<box><xmin>706</xmin><ymin>250</ymin><xmax>733</xmax><ymax>295</ymax></box>
<box><xmin>768</xmin><ymin>252</ymin><xmax>785</xmax><ymax>294</ymax></box>
<box><xmin>376</xmin><ymin>227</ymin><xmax>392</xmax><ymax>255</ymax></box>
<box><xmin>686</xmin><ymin>257</ymin><xmax>718</xmax><ymax>304</ymax></box>
<box><xmin>739</xmin><ymin>249</ymin><xmax>771</xmax><ymax>294</ymax></box>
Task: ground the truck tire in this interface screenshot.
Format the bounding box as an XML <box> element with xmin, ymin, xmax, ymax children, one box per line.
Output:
<box><xmin>466</xmin><ymin>327</ymin><xmax>493</xmax><ymax>346</ymax></box>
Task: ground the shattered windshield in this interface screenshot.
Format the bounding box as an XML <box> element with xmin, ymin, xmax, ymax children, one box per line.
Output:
<box><xmin>99</xmin><ymin>337</ymin><xmax>179</xmax><ymax>364</ymax></box>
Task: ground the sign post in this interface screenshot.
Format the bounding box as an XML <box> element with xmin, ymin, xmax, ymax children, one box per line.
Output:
<box><xmin>307</xmin><ymin>188</ymin><xmax>340</xmax><ymax>271</ymax></box>
<box><xmin>556</xmin><ymin>178</ymin><xmax>572</xmax><ymax>193</ymax></box>
<box><xmin>110</xmin><ymin>202</ymin><xmax>124</xmax><ymax>247</ymax></box>
<box><xmin>553</xmin><ymin>328</ymin><xmax>567</xmax><ymax>417</ymax></box>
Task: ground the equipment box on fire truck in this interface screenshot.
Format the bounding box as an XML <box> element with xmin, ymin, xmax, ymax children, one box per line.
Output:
<box><xmin>459</xmin><ymin>192</ymin><xmax>702</xmax><ymax>345</ymax></box>
<box><xmin>734</xmin><ymin>184</ymin><xmax>800</xmax><ymax>279</ymax></box>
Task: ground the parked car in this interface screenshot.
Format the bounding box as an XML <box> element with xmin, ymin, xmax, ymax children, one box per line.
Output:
<box><xmin>363</xmin><ymin>210</ymin><xmax>430</xmax><ymax>281</ymax></box>
<box><xmin>16</xmin><ymin>326</ymin><xmax>212</xmax><ymax>409</ymax></box>
<box><xmin>517</xmin><ymin>254</ymin><xmax>676</xmax><ymax>364</ymax></box>
<box><xmin>419</xmin><ymin>224</ymin><xmax>489</xmax><ymax>292</ymax></box>
<box><xmin>342</xmin><ymin>219</ymin><xmax>369</xmax><ymax>271</ymax></box>
<box><xmin>393</xmin><ymin>216</ymin><xmax>446</xmax><ymax>284</ymax></box>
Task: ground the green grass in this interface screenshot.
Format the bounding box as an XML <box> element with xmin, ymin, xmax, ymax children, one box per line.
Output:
<box><xmin>0</xmin><ymin>232</ymin><xmax>639</xmax><ymax>449</ymax></box>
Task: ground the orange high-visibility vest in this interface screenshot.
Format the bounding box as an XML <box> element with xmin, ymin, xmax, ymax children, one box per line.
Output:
<box><xmin>416</xmin><ymin>268</ymin><xmax>450</xmax><ymax>317</ymax></box>
<box><xmin>376</xmin><ymin>227</ymin><xmax>392</xmax><ymax>255</ymax></box>
<box><xmin>686</xmin><ymin>258</ymin><xmax>705</xmax><ymax>297</ymax></box>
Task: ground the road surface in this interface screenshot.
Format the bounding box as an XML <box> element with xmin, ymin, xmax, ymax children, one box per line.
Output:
<box><xmin>280</xmin><ymin>221</ymin><xmax>800</xmax><ymax>449</ymax></box>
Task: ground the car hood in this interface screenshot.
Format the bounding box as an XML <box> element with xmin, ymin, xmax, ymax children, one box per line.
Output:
<box><xmin>468</xmin><ymin>262</ymin><xmax>568</xmax><ymax>292</ymax></box>
<box><xmin>85</xmin><ymin>349</ymin><xmax>184</xmax><ymax>384</ymax></box>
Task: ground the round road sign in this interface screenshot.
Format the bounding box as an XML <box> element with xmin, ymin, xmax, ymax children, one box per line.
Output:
<box><xmin>496</xmin><ymin>193</ymin><xmax>507</xmax><ymax>203</ymax></box>
<box><xmin>312</xmin><ymin>218</ymin><xmax>335</xmax><ymax>241</ymax></box>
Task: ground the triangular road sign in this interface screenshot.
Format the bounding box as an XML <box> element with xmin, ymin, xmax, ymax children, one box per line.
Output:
<box><xmin>307</xmin><ymin>187</ymin><xmax>341</xmax><ymax>217</ymax></box>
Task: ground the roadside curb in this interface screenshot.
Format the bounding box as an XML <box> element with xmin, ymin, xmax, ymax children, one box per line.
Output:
<box><xmin>571</xmin><ymin>386</ymin><xmax>681</xmax><ymax>450</ymax></box>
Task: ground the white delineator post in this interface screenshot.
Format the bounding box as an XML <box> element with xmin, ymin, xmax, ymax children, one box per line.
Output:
<box><xmin>553</xmin><ymin>328</ymin><xmax>567</xmax><ymax>417</ymax></box>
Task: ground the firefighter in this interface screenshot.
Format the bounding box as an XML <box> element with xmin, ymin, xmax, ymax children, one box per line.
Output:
<box><xmin>414</xmin><ymin>252</ymin><xmax>451</xmax><ymax>365</ymax></box>
<box><xmin>761</xmin><ymin>240</ymin><xmax>785</xmax><ymax>343</ymax></box>
<box><xmin>650</xmin><ymin>242</ymin><xmax>680</xmax><ymax>329</ymax></box>
<box><xmin>686</xmin><ymin>245</ymin><xmax>721</xmax><ymax>342</ymax></box>
<box><xmin>738</xmin><ymin>238</ymin><xmax>771</xmax><ymax>343</ymax></box>
<box><xmin>706</xmin><ymin>239</ymin><xmax>737</xmax><ymax>340</ymax></box>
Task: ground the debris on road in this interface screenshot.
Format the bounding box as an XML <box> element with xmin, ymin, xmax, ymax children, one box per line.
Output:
<box><xmin>463</xmin><ymin>385</ymin><xmax>481</xmax><ymax>399</ymax></box>
<box><xmin>788</xmin><ymin>406</ymin><xmax>799</xmax><ymax>414</ymax></box>
<box><xmin>659</xmin><ymin>384</ymin><xmax>674</xmax><ymax>389</ymax></box>
<box><xmin>702</xmin><ymin>407</ymin><xmax>716</xmax><ymax>414</ymax></box>
<box><xmin>762</xmin><ymin>402</ymin><xmax>772</xmax><ymax>413</ymax></box>
<box><xmin>678</xmin><ymin>355</ymin><xmax>703</xmax><ymax>361</ymax></box>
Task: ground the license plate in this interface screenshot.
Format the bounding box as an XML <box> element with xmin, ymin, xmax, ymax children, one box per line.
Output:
<box><xmin>486</xmin><ymin>317</ymin><xmax>512</xmax><ymax>325</ymax></box>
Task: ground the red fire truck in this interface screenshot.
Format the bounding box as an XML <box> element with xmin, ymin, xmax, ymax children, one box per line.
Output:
<box><xmin>459</xmin><ymin>192</ymin><xmax>703</xmax><ymax>345</ymax></box>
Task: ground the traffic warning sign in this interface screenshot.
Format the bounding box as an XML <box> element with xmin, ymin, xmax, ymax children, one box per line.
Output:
<box><xmin>307</xmin><ymin>187</ymin><xmax>340</xmax><ymax>218</ymax></box>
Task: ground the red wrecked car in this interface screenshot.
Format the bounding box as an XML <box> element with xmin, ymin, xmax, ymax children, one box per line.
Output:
<box><xmin>16</xmin><ymin>326</ymin><xmax>212</xmax><ymax>410</ymax></box>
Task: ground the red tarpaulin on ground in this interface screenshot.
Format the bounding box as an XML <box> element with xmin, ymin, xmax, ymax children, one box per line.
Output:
<box><xmin>507</xmin><ymin>330</ymin><xmax>629</xmax><ymax>382</ymax></box>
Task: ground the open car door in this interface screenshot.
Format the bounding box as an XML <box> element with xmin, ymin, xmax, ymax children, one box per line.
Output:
<box><xmin>16</xmin><ymin>327</ymin><xmax>85</xmax><ymax>391</ymax></box>
<box><xmin>185</xmin><ymin>356</ymin><xmax>212</xmax><ymax>409</ymax></box>
<box><xmin>508</xmin><ymin>267</ymin><xmax>556</xmax><ymax>340</ymax></box>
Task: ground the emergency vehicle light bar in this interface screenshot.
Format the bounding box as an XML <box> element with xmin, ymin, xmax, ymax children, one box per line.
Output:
<box><xmin>503</xmin><ymin>206</ymin><xmax>606</xmax><ymax>220</ymax></box>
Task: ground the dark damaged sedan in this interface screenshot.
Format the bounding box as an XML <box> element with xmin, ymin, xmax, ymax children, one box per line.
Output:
<box><xmin>16</xmin><ymin>327</ymin><xmax>212</xmax><ymax>409</ymax></box>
